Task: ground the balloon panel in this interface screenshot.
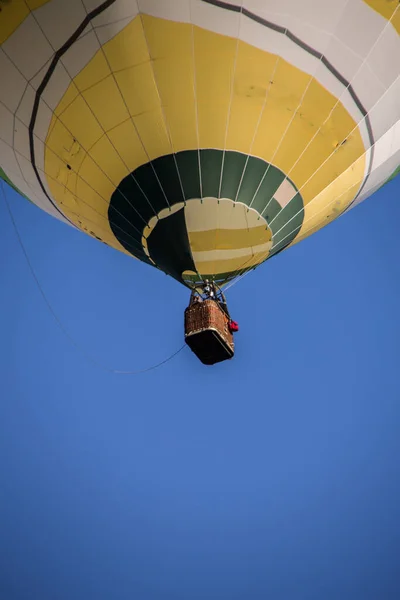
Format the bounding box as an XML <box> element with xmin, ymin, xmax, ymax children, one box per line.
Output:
<box><xmin>0</xmin><ymin>0</ymin><xmax>399</xmax><ymax>287</ymax></box>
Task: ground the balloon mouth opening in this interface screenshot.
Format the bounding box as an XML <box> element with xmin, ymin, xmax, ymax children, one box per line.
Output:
<box><xmin>182</xmin><ymin>271</ymin><xmax>235</xmax><ymax>291</ymax></box>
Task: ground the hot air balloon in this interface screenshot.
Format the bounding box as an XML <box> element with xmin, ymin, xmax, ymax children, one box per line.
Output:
<box><xmin>1</xmin><ymin>0</ymin><xmax>399</xmax><ymax>364</ymax></box>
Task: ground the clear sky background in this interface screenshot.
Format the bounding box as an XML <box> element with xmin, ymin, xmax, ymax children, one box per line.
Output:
<box><xmin>1</xmin><ymin>177</ymin><xmax>399</xmax><ymax>600</ymax></box>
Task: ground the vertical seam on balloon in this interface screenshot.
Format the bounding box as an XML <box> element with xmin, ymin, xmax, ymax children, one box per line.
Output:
<box><xmin>266</xmin><ymin>7</ymin><xmax>399</xmax><ymax>237</ymax></box>
<box><xmin>137</xmin><ymin>5</ymin><xmax>187</xmax><ymax>210</ymax></box>
<box><xmin>256</xmin><ymin>29</ymin><xmax>350</xmax><ymax>221</ymax></box>
<box><xmin>1</xmin><ymin>94</ymin><xmax>148</xmax><ymax>246</ymax></box>
<box><xmin>248</xmin><ymin>65</ymin><xmax>318</xmax><ymax>213</ymax></box>
<box><xmin>257</xmin><ymin>0</ymin><xmax>396</xmax><ymax>246</ymax></box>
<box><xmin>198</xmin><ymin>0</ymin><xmax>383</xmax><ymax>246</ymax></box>
<box><xmin>249</xmin><ymin>0</ymin><xmax>355</xmax><ymax>219</ymax></box>
<box><xmin>135</xmin><ymin>3</ymin><xmax>198</xmax><ymax>277</ymax></box>
<box><xmin>213</xmin><ymin>1</ymin><xmax>243</xmax><ymax>283</ymax></box>
<box><xmin>233</xmin><ymin>55</ymin><xmax>280</xmax><ymax>205</ymax></box>
<box><xmin>189</xmin><ymin>1</ymin><xmax>203</xmax><ymax>203</ymax></box>
<box><xmin>23</xmin><ymin>0</ymin><xmax>171</xmax><ymax>238</ymax></box>
<box><xmin>259</xmin><ymin>16</ymin><xmax>389</xmax><ymax>231</ymax></box>
<box><xmin>224</xmin><ymin>113</ymin><xmax>400</xmax><ymax>294</ymax></box>
<box><xmin>20</xmin><ymin>1</ymin><xmax>173</xmax><ymax>251</ymax></box>
<box><xmin>200</xmin><ymin>0</ymin><xmax>368</xmax><ymax>136</ymax></box>
<box><xmin>221</xmin><ymin>0</ymin><xmax>352</xmax><ymax>286</ymax></box>
<box><xmin>7</xmin><ymin>78</ymin><xmax>46</xmax><ymax>210</ymax></box>
<box><xmin>28</xmin><ymin>0</ymin><xmax>158</xmax><ymax>227</ymax></box>
<box><xmin>202</xmin><ymin>0</ymin><xmax>376</xmax><ymax>198</ymax></box>
<box><xmin>217</xmin><ymin>2</ymin><xmax>242</xmax><ymax>202</ymax></box>
<box><xmin>18</xmin><ymin>109</ymin><xmax>147</xmax><ymax>245</ymax></box>
<box><xmin>26</xmin><ymin>0</ymin><xmax>118</xmax><ymax>224</ymax></box>
<box><xmin>78</xmin><ymin>0</ymin><xmax>170</xmax><ymax>214</ymax></box>
<box><xmin>1</xmin><ymin>77</ymin><xmax>161</xmax><ymax>253</ymax></box>
<box><xmin>252</xmin><ymin>128</ymin><xmax>396</xmax><ymax>275</ymax></box>
<box><xmin>188</xmin><ymin>1</ymin><xmax>204</xmax><ymax>285</ymax></box>
<box><xmin>223</xmin><ymin>55</ymin><xmax>281</xmax><ymax>287</ymax></box>
<box><xmin>199</xmin><ymin>0</ymin><xmax>375</xmax><ymax>156</ymax></box>
<box><xmin>0</xmin><ymin>45</ymin><xmax>69</xmax><ymax>220</ymax></box>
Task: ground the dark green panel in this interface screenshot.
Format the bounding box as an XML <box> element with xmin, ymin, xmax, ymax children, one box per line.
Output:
<box><xmin>262</xmin><ymin>197</ymin><xmax>281</xmax><ymax>223</ymax></box>
<box><xmin>108</xmin><ymin>172</ymin><xmax>154</xmax><ymax>265</ymax></box>
<box><xmin>132</xmin><ymin>164</ymin><xmax>170</xmax><ymax>217</ymax></box>
<box><xmin>220</xmin><ymin>152</ymin><xmax>247</xmax><ymax>199</ymax></box>
<box><xmin>108</xmin><ymin>207</ymin><xmax>151</xmax><ymax>264</ymax></box>
<box><xmin>147</xmin><ymin>207</ymin><xmax>196</xmax><ymax>283</ymax></box>
<box><xmin>153</xmin><ymin>154</ymin><xmax>185</xmax><ymax>206</ymax></box>
<box><xmin>176</xmin><ymin>151</ymin><xmax>201</xmax><ymax>200</ymax></box>
<box><xmin>115</xmin><ymin>169</ymin><xmax>160</xmax><ymax>225</ymax></box>
<box><xmin>250</xmin><ymin>167</ymin><xmax>285</xmax><ymax>215</ymax></box>
<box><xmin>108</xmin><ymin>208</ymin><xmax>151</xmax><ymax>264</ymax></box>
<box><xmin>200</xmin><ymin>149</ymin><xmax>223</xmax><ymax>197</ymax></box>
<box><xmin>269</xmin><ymin>193</ymin><xmax>304</xmax><ymax>254</ymax></box>
<box><xmin>110</xmin><ymin>227</ymin><xmax>145</xmax><ymax>257</ymax></box>
<box><xmin>236</xmin><ymin>156</ymin><xmax>268</xmax><ymax>206</ymax></box>
<box><xmin>109</xmin><ymin>176</ymin><xmax>154</xmax><ymax>225</ymax></box>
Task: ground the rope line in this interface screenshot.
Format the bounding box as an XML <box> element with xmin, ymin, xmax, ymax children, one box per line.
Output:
<box><xmin>1</xmin><ymin>180</ymin><xmax>186</xmax><ymax>375</ymax></box>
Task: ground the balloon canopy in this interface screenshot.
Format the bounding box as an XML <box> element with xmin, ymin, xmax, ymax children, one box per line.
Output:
<box><xmin>1</xmin><ymin>0</ymin><xmax>399</xmax><ymax>288</ymax></box>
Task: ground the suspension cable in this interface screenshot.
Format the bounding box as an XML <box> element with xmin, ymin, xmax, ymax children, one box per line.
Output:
<box><xmin>1</xmin><ymin>181</ymin><xmax>186</xmax><ymax>374</ymax></box>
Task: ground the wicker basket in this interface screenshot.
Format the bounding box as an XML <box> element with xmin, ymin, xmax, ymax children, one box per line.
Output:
<box><xmin>184</xmin><ymin>299</ymin><xmax>234</xmax><ymax>365</ymax></box>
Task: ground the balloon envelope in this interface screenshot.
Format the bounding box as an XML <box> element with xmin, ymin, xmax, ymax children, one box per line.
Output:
<box><xmin>1</xmin><ymin>0</ymin><xmax>399</xmax><ymax>287</ymax></box>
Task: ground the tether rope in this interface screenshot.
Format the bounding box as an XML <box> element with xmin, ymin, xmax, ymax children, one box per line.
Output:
<box><xmin>1</xmin><ymin>180</ymin><xmax>186</xmax><ymax>375</ymax></box>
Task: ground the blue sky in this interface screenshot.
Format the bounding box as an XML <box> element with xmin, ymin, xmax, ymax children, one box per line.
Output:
<box><xmin>1</xmin><ymin>179</ymin><xmax>400</xmax><ymax>600</ymax></box>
